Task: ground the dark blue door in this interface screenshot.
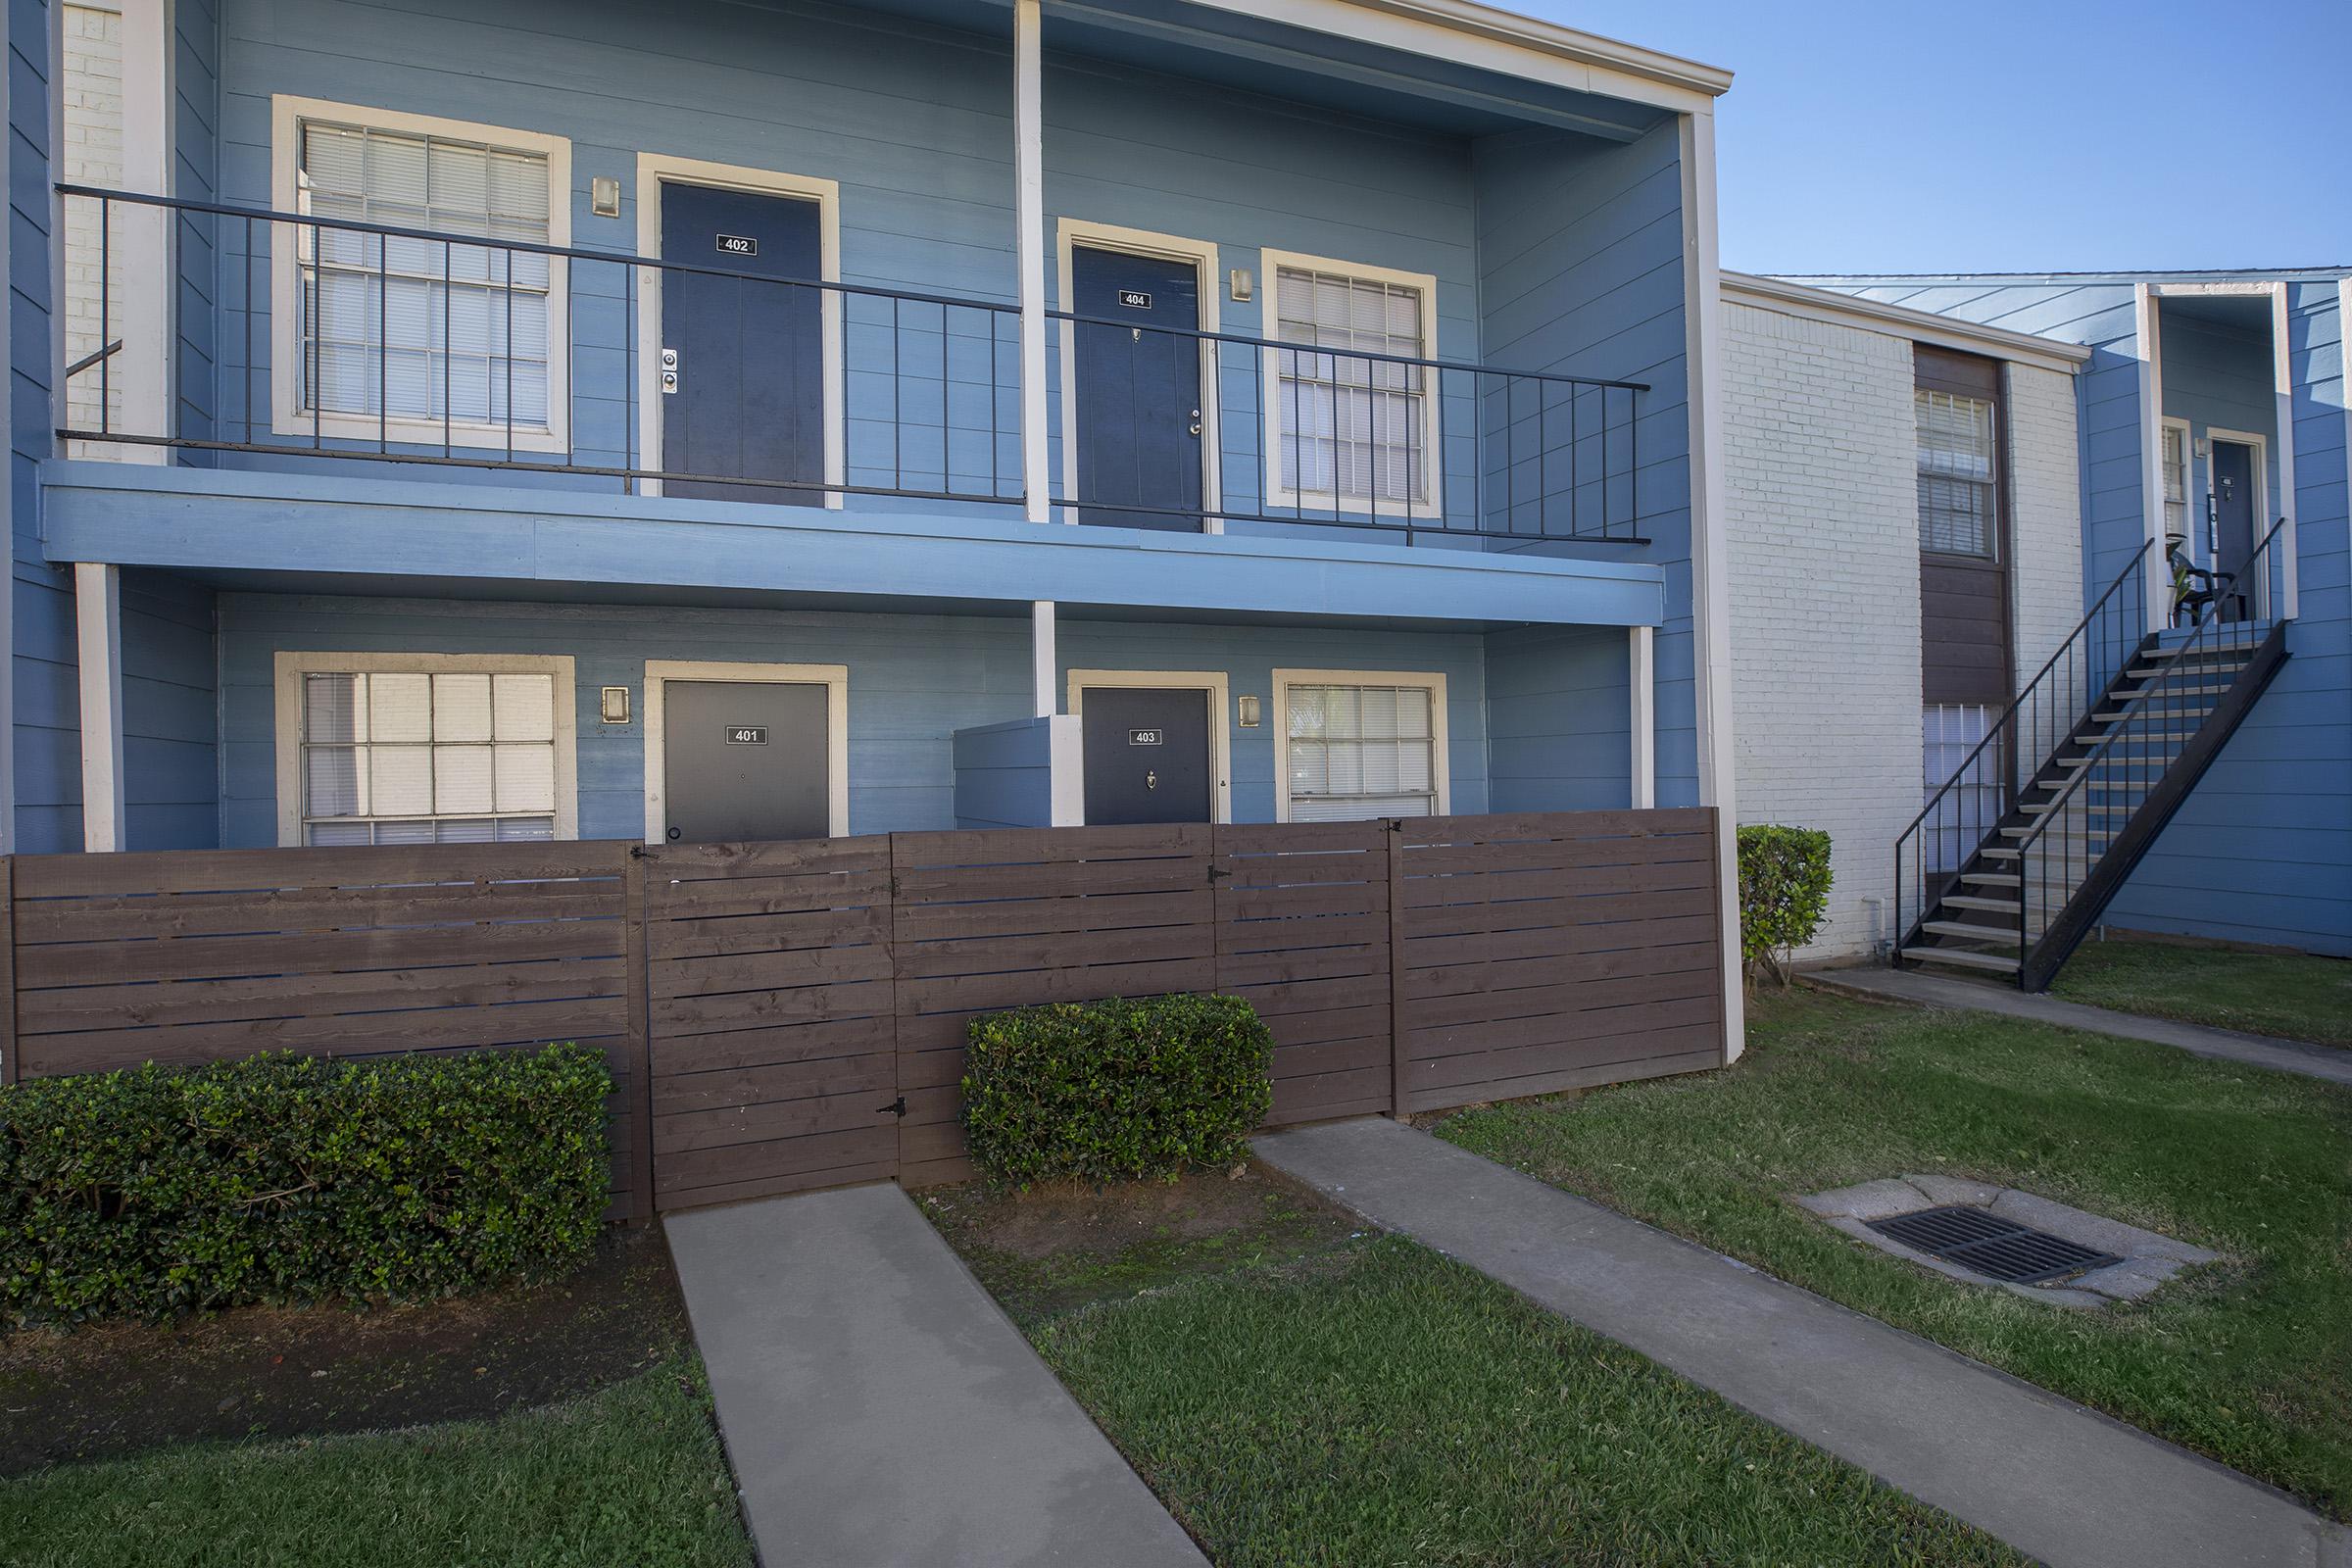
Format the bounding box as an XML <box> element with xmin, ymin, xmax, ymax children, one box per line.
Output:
<box><xmin>1071</xmin><ymin>245</ymin><xmax>1202</xmax><ymax>531</ymax></box>
<box><xmin>2211</xmin><ymin>440</ymin><xmax>2257</xmax><ymax>621</ymax></box>
<box><xmin>662</xmin><ymin>183</ymin><xmax>824</xmax><ymax>505</ymax></box>
<box><xmin>1081</xmin><ymin>686</ymin><xmax>1211</xmax><ymax>824</ymax></box>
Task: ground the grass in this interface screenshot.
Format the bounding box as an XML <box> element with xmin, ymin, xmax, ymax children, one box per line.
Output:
<box><xmin>1439</xmin><ymin>988</ymin><xmax>2352</xmax><ymax>1518</ymax></box>
<box><xmin>0</xmin><ymin>1355</ymin><xmax>753</xmax><ymax>1568</ymax></box>
<box><xmin>2050</xmin><ymin>937</ymin><xmax>2352</xmax><ymax>1047</ymax></box>
<box><xmin>931</xmin><ymin>1178</ymin><xmax>2023</xmax><ymax>1565</ymax></box>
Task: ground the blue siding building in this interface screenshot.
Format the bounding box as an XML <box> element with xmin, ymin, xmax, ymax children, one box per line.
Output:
<box><xmin>2</xmin><ymin>0</ymin><xmax>1746</xmax><ymax>1010</ymax></box>
<box><xmin>1806</xmin><ymin>270</ymin><xmax>2352</xmax><ymax>960</ymax></box>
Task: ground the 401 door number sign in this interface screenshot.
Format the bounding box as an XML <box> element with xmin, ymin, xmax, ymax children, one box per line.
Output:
<box><xmin>725</xmin><ymin>726</ymin><xmax>769</xmax><ymax>745</ymax></box>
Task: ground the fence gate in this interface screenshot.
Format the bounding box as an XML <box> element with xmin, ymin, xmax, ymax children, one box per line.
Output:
<box><xmin>640</xmin><ymin>839</ymin><xmax>901</xmax><ymax>1210</ymax></box>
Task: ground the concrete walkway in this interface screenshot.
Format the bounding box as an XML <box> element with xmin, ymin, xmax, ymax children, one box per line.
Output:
<box><xmin>1255</xmin><ymin>1118</ymin><xmax>2350</xmax><ymax>1568</ymax></box>
<box><xmin>666</xmin><ymin>1184</ymin><xmax>1206</xmax><ymax>1568</ymax></box>
<box><xmin>1809</xmin><ymin>965</ymin><xmax>2352</xmax><ymax>1087</ymax></box>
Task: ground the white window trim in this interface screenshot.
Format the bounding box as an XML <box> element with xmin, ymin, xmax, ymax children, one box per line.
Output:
<box><xmin>53</xmin><ymin>0</ymin><xmax>172</xmax><ymax>462</ymax></box>
<box><xmin>1054</xmin><ymin>220</ymin><xmax>1222</xmax><ymax>532</ymax></box>
<box><xmin>633</xmin><ymin>154</ymin><xmax>844</xmax><ymax>506</ymax></box>
<box><xmin>2158</xmin><ymin>415</ymin><xmax>2193</xmax><ymax>550</ymax></box>
<box><xmin>1064</xmin><ymin>668</ymin><xmax>1231</xmax><ymax>824</ymax></box>
<box><xmin>1257</xmin><ymin>247</ymin><xmax>1444</xmax><ymax>519</ymax></box>
<box><xmin>1269</xmin><ymin>667</ymin><xmax>1450</xmax><ymax>824</ymax></box>
<box><xmin>269</xmin><ymin>95</ymin><xmax>573</xmax><ymax>453</ymax></box>
<box><xmin>641</xmin><ymin>661</ymin><xmax>850</xmax><ymax>844</ymax></box>
<box><xmin>271</xmin><ymin>651</ymin><xmax>580</xmax><ymax>848</ymax></box>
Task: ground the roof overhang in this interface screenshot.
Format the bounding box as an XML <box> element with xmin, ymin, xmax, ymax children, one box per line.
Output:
<box><xmin>1723</xmin><ymin>272</ymin><xmax>2092</xmax><ymax>376</ymax></box>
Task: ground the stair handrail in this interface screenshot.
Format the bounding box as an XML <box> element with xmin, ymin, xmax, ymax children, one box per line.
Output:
<box><xmin>1892</xmin><ymin>538</ymin><xmax>2149</xmax><ymax>956</ymax></box>
<box><xmin>1894</xmin><ymin>539</ymin><xmax>2151</xmax><ymax>848</ymax></box>
<box><xmin>2011</xmin><ymin>514</ymin><xmax>2290</xmax><ymax>857</ymax></box>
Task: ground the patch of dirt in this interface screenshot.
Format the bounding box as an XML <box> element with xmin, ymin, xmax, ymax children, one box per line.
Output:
<box><xmin>918</xmin><ymin>1159</ymin><xmax>1370</xmax><ymax>1323</ymax></box>
<box><xmin>0</xmin><ymin>1226</ymin><xmax>689</xmax><ymax>1473</ymax></box>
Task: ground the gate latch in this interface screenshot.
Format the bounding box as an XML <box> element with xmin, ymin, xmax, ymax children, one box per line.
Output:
<box><xmin>878</xmin><ymin>1096</ymin><xmax>907</xmax><ymax>1118</ymax></box>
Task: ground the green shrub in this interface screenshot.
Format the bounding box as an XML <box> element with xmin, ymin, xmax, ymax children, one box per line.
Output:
<box><xmin>1738</xmin><ymin>824</ymin><xmax>1834</xmax><ymax>989</ymax></box>
<box><xmin>0</xmin><ymin>1043</ymin><xmax>611</xmax><ymax>1325</ymax></box>
<box><xmin>961</xmin><ymin>994</ymin><xmax>1273</xmax><ymax>1185</ymax></box>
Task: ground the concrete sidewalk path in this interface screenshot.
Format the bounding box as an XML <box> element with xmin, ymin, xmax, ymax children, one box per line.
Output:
<box><xmin>1810</xmin><ymin>965</ymin><xmax>2352</xmax><ymax>1087</ymax></box>
<box><xmin>1256</xmin><ymin>1118</ymin><xmax>2349</xmax><ymax>1568</ymax></box>
<box><xmin>666</xmin><ymin>1184</ymin><xmax>1206</xmax><ymax>1568</ymax></box>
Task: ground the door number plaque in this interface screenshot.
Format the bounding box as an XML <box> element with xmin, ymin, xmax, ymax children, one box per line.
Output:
<box><xmin>1117</xmin><ymin>289</ymin><xmax>1152</xmax><ymax>309</ymax></box>
<box><xmin>716</xmin><ymin>233</ymin><xmax>759</xmax><ymax>257</ymax></box>
<box><xmin>1129</xmin><ymin>728</ymin><xmax>1162</xmax><ymax>746</ymax></box>
<box><xmin>726</xmin><ymin>726</ymin><xmax>770</xmax><ymax>745</ymax></box>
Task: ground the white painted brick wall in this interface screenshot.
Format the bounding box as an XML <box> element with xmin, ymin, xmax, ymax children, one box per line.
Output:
<box><xmin>1724</xmin><ymin>301</ymin><xmax>1921</xmax><ymax>960</ymax></box>
<box><xmin>62</xmin><ymin>4</ymin><xmax>124</xmax><ymax>455</ymax></box>
<box><xmin>2007</xmin><ymin>363</ymin><xmax>2085</xmax><ymax>690</ymax></box>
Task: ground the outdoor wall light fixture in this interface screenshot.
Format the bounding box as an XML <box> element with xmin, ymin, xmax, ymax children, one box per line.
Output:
<box><xmin>591</xmin><ymin>176</ymin><xmax>622</xmax><ymax>218</ymax></box>
<box><xmin>1229</xmin><ymin>268</ymin><xmax>1254</xmax><ymax>302</ymax></box>
<box><xmin>600</xmin><ymin>686</ymin><xmax>632</xmax><ymax>724</ymax></box>
<box><xmin>1238</xmin><ymin>695</ymin><xmax>1261</xmax><ymax>727</ymax></box>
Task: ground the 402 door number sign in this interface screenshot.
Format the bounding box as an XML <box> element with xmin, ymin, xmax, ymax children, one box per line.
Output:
<box><xmin>716</xmin><ymin>233</ymin><xmax>758</xmax><ymax>257</ymax></box>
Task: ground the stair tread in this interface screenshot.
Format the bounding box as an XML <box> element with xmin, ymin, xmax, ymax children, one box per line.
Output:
<box><xmin>1901</xmin><ymin>945</ymin><xmax>2022</xmax><ymax>974</ymax></box>
<box><xmin>1922</xmin><ymin>920</ymin><xmax>2022</xmax><ymax>945</ymax></box>
<box><xmin>1942</xmin><ymin>894</ymin><xmax>2022</xmax><ymax>912</ymax></box>
<box><xmin>1958</xmin><ymin>872</ymin><xmax>2021</xmax><ymax>887</ymax></box>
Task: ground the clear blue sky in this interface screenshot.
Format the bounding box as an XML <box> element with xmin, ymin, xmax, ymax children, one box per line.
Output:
<box><xmin>1517</xmin><ymin>1</ymin><xmax>2352</xmax><ymax>276</ymax></box>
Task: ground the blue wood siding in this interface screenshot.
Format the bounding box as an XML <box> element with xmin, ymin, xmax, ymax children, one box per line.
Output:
<box><xmin>172</xmin><ymin>0</ymin><xmax>220</xmax><ymax>442</ymax></box>
<box><xmin>1484</xmin><ymin>623</ymin><xmax>1631</xmax><ymax>811</ymax></box>
<box><xmin>121</xmin><ymin>567</ymin><xmax>219</xmax><ymax>849</ymax></box>
<box><xmin>2160</xmin><ymin>312</ymin><xmax>2278</xmax><ymax>564</ymax></box>
<box><xmin>212</xmin><ymin>594</ymin><xmax>1511</xmax><ymax>844</ymax></box>
<box><xmin>1473</xmin><ymin>119</ymin><xmax>1693</xmax><ymax>805</ymax></box>
<box><xmin>952</xmin><ymin>715</ymin><xmax>1055</xmax><ymax>830</ymax></box>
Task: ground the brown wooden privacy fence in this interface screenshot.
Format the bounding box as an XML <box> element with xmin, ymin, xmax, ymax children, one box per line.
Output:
<box><xmin>0</xmin><ymin>808</ymin><xmax>1726</xmax><ymax>1217</ymax></box>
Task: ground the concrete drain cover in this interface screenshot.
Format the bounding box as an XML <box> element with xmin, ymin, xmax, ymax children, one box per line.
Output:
<box><xmin>1794</xmin><ymin>1175</ymin><xmax>2220</xmax><ymax>1307</ymax></box>
<box><xmin>1866</xmin><ymin>1206</ymin><xmax>2121</xmax><ymax>1285</ymax></box>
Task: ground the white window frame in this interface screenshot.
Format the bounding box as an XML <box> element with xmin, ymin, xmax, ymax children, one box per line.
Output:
<box><xmin>641</xmin><ymin>661</ymin><xmax>851</xmax><ymax>844</ymax></box>
<box><xmin>2159</xmin><ymin>415</ymin><xmax>2193</xmax><ymax>550</ymax></box>
<box><xmin>271</xmin><ymin>651</ymin><xmax>579</xmax><ymax>847</ymax></box>
<box><xmin>1257</xmin><ymin>248</ymin><xmax>1443</xmax><ymax>519</ymax></box>
<box><xmin>1269</xmin><ymin>668</ymin><xmax>1451</xmax><ymax>824</ymax></box>
<box><xmin>1064</xmin><ymin>668</ymin><xmax>1232</xmax><ymax>824</ymax></box>
<box><xmin>633</xmin><ymin>154</ymin><xmax>844</xmax><ymax>505</ymax></box>
<box><xmin>1054</xmin><ymin>220</ymin><xmax>1222</xmax><ymax>531</ymax></box>
<box><xmin>53</xmin><ymin>0</ymin><xmax>172</xmax><ymax>462</ymax></box>
<box><xmin>270</xmin><ymin>95</ymin><xmax>573</xmax><ymax>452</ymax></box>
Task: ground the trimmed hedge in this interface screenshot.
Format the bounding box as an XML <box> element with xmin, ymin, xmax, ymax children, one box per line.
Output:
<box><xmin>0</xmin><ymin>1043</ymin><xmax>611</xmax><ymax>1324</ymax></box>
<box><xmin>1738</xmin><ymin>823</ymin><xmax>1835</xmax><ymax>989</ymax></box>
<box><xmin>961</xmin><ymin>993</ymin><xmax>1273</xmax><ymax>1184</ymax></box>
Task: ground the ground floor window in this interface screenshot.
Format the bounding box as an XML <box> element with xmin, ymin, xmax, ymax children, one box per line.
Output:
<box><xmin>1275</xmin><ymin>671</ymin><xmax>1448</xmax><ymax>822</ymax></box>
<box><xmin>274</xmin><ymin>653</ymin><xmax>577</xmax><ymax>846</ymax></box>
<box><xmin>1923</xmin><ymin>703</ymin><xmax>1998</xmax><ymax>872</ymax></box>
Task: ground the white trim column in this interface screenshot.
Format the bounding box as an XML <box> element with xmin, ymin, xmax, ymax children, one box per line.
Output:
<box><xmin>1678</xmin><ymin>108</ymin><xmax>1744</xmax><ymax>1063</ymax></box>
<box><xmin>2133</xmin><ymin>283</ymin><xmax>2168</xmax><ymax>622</ymax></box>
<box><xmin>1012</xmin><ymin>0</ymin><xmax>1052</xmax><ymax>527</ymax></box>
<box><xmin>74</xmin><ymin>562</ymin><xmax>126</xmax><ymax>852</ymax></box>
<box><xmin>1628</xmin><ymin>624</ymin><xmax>1655</xmax><ymax>809</ymax></box>
<box><xmin>2270</xmin><ymin>282</ymin><xmax>2299</xmax><ymax>621</ymax></box>
<box><xmin>1030</xmin><ymin>598</ymin><xmax>1057</xmax><ymax>719</ymax></box>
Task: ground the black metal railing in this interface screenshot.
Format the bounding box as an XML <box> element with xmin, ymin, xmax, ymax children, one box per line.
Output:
<box><xmin>57</xmin><ymin>184</ymin><xmax>1023</xmax><ymax>505</ymax></box>
<box><xmin>57</xmin><ymin>186</ymin><xmax>1647</xmax><ymax>544</ymax></box>
<box><xmin>1892</xmin><ymin>539</ymin><xmax>2150</xmax><ymax>951</ymax></box>
<box><xmin>1046</xmin><ymin>308</ymin><xmax>1645</xmax><ymax>542</ymax></box>
<box><xmin>2011</xmin><ymin>514</ymin><xmax>2291</xmax><ymax>965</ymax></box>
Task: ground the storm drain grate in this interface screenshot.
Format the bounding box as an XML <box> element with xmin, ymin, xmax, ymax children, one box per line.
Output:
<box><xmin>1865</xmin><ymin>1206</ymin><xmax>2124</xmax><ymax>1285</ymax></box>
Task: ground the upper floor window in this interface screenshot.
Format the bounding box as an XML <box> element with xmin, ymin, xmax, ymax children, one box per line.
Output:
<box><xmin>274</xmin><ymin>653</ymin><xmax>578</xmax><ymax>847</ymax></box>
<box><xmin>270</xmin><ymin>97</ymin><xmax>571</xmax><ymax>452</ymax></box>
<box><xmin>1915</xmin><ymin>388</ymin><xmax>1997</xmax><ymax>558</ymax></box>
<box><xmin>1264</xmin><ymin>252</ymin><xmax>1438</xmax><ymax>514</ymax></box>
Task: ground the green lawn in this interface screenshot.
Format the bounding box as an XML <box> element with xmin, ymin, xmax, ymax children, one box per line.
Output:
<box><xmin>938</xmin><ymin>1194</ymin><xmax>2021</xmax><ymax>1564</ymax></box>
<box><xmin>2051</xmin><ymin>938</ymin><xmax>2352</xmax><ymax>1047</ymax></box>
<box><xmin>0</xmin><ymin>1356</ymin><xmax>752</xmax><ymax>1568</ymax></box>
<box><xmin>1440</xmin><ymin>989</ymin><xmax>2352</xmax><ymax>1518</ymax></box>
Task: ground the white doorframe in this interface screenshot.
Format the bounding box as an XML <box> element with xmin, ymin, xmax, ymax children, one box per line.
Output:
<box><xmin>1055</xmin><ymin>220</ymin><xmax>1223</xmax><ymax>532</ymax></box>
<box><xmin>641</xmin><ymin>660</ymin><xmax>851</xmax><ymax>843</ymax></box>
<box><xmin>634</xmin><ymin>154</ymin><xmax>844</xmax><ymax>506</ymax></box>
<box><xmin>2203</xmin><ymin>427</ymin><xmax>2271</xmax><ymax>618</ymax></box>
<box><xmin>1064</xmin><ymin>667</ymin><xmax>1231</xmax><ymax>823</ymax></box>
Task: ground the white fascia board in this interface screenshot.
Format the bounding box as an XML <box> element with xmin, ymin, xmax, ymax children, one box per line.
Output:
<box><xmin>1721</xmin><ymin>272</ymin><xmax>2091</xmax><ymax>376</ymax></box>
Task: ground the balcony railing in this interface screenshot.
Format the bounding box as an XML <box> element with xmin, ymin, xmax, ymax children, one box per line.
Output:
<box><xmin>58</xmin><ymin>185</ymin><xmax>1643</xmax><ymax>543</ymax></box>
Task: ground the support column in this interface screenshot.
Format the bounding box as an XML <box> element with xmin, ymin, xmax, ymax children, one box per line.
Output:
<box><xmin>1628</xmin><ymin>624</ymin><xmax>1655</xmax><ymax>810</ymax></box>
<box><xmin>74</xmin><ymin>563</ymin><xmax>126</xmax><ymax>853</ymax></box>
<box><xmin>1030</xmin><ymin>599</ymin><xmax>1057</xmax><ymax>718</ymax></box>
<box><xmin>1012</xmin><ymin>0</ymin><xmax>1053</xmax><ymax>526</ymax></box>
<box><xmin>2270</xmin><ymin>282</ymin><xmax>2299</xmax><ymax>622</ymax></box>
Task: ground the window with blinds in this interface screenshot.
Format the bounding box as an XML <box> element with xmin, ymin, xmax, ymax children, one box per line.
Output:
<box><xmin>2161</xmin><ymin>422</ymin><xmax>2189</xmax><ymax>540</ymax></box>
<box><xmin>1274</xmin><ymin>266</ymin><xmax>1432</xmax><ymax>509</ymax></box>
<box><xmin>1923</xmin><ymin>703</ymin><xmax>1998</xmax><ymax>872</ymax></box>
<box><xmin>1283</xmin><ymin>682</ymin><xmax>1440</xmax><ymax>821</ymax></box>
<box><xmin>1916</xmin><ymin>389</ymin><xmax>1997</xmax><ymax>558</ymax></box>
<box><xmin>295</xmin><ymin>119</ymin><xmax>555</xmax><ymax>430</ymax></box>
<box><xmin>300</xmin><ymin>670</ymin><xmax>559</xmax><ymax>845</ymax></box>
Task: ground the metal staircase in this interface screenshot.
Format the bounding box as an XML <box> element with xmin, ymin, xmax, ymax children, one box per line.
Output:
<box><xmin>1894</xmin><ymin>519</ymin><xmax>2291</xmax><ymax>990</ymax></box>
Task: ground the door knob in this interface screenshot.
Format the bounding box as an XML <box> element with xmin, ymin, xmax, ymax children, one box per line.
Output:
<box><xmin>666</xmin><ymin>826</ymin><xmax>681</xmax><ymax>840</ymax></box>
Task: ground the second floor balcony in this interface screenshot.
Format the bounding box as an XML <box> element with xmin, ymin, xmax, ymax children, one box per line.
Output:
<box><xmin>43</xmin><ymin>0</ymin><xmax>1725</xmax><ymax>587</ymax></box>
